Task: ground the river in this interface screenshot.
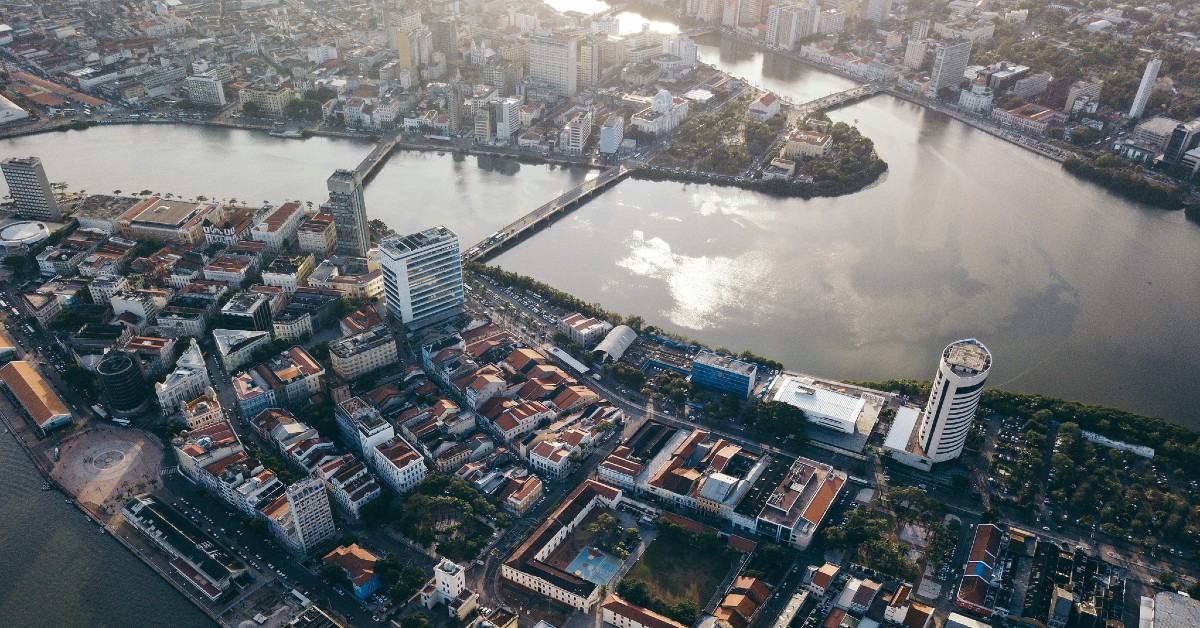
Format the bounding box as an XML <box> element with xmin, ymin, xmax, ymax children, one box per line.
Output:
<box><xmin>0</xmin><ymin>429</ymin><xmax>211</xmax><ymax>627</ymax></box>
<box><xmin>0</xmin><ymin>19</ymin><xmax>1198</xmax><ymax>624</ymax></box>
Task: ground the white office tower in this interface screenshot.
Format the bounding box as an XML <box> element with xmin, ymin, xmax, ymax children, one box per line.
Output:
<box><xmin>1128</xmin><ymin>55</ymin><xmax>1161</xmax><ymax>119</ymax></box>
<box><xmin>927</xmin><ymin>39</ymin><xmax>973</xmax><ymax>97</ymax></box>
<box><xmin>285</xmin><ymin>477</ymin><xmax>336</xmax><ymax>554</ymax></box>
<box><xmin>529</xmin><ymin>32</ymin><xmax>578</xmax><ymax>97</ymax></box>
<box><xmin>379</xmin><ymin>226</ymin><xmax>464</xmax><ymax>329</ymax></box>
<box><xmin>917</xmin><ymin>339</ymin><xmax>992</xmax><ymax>463</ymax></box>
<box><xmin>2</xmin><ymin>156</ymin><xmax>61</xmax><ymax>221</ymax></box>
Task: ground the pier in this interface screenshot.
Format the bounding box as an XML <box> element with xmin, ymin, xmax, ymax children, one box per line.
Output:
<box><xmin>465</xmin><ymin>164</ymin><xmax>632</xmax><ymax>262</ymax></box>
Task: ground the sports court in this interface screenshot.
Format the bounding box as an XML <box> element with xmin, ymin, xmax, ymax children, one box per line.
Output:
<box><xmin>564</xmin><ymin>545</ymin><xmax>623</xmax><ymax>585</ymax></box>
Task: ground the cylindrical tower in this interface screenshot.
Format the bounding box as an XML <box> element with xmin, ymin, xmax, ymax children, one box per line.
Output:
<box><xmin>97</xmin><ymin>352</ymin><xmax>149</xmax><ymax>418</ymax></box>
<box><xmin>917</xmin><ymin>338</ymin><xmax>991</xmax><ymax>463</ymax></box>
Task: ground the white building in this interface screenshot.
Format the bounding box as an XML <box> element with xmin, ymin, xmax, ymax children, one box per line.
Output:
<box><xmin>926</xmin><ymin>39</ymin><xmax>973</xmax><ymax>97</ymax></box>
<box><xmin>772</xmin><ymin>377</ymin><xmax>865</xmax><ymax>434</ymax></box>
<box><xmin>370</xmin><ymin>436</ymin><xmax>428</xmax><ymax>495</ymax></box>
<box><xmin>250</xmin><ymin>202</ymin><xmax>306</xmax><ymax>251</ymax></box>
<box><xmin>916</xmin><ymin>339</ymin><xmax>991</xmax><ymax>463</ymax></box>
<box><xmin>89</xmin><ymin>274</ymin><xmax>129</xmax><ymax>305</ymax></box>
<box><xmin>2</xmin><ymin>157</ymin><xmax>61</xmax><ymax>221</ymax></box>
<box><xmin>631</xmin><ymin>90</ymin><xmax>688</xmax><ymax>136</ymax></box>
<box><xmin>958</xmin><ymin>81</ymin><xmax>994</xmax><ymax>114</ymax></box>
<box><xmin>529</xmin><ymin>32</ymin><xmax>578</xmax><ymax>97</ymax></box>
<box><xmin>263</xmin><ymin>477</ymin><xmax>337</xmax><ymax>555</ymax></box>
<box><xmin>185</xmin><ymin>75</ymin><xmax>226</xmax><ymax>106</ymax></box>
<box><xmin>1129</xmin><ymin>55</ymin><xmax>1161</xmax><ymax>119</ymax></box>
<box><xmin>558</xmin><ymin>313</ymin><xmax>613</xmax><ymax>349</ymax></box>
<box><xmin>155</xmin><ymin>338</ymin><xmax>212</xmax><ymax>415</ymax></box>
<box><xmin>378</xmin><ymin>226</ymin><xmax>464</xmax><ymax>329</ymax></box>
<box><xmin>329</xmin><ymin>324</ymin><xmax>398</xmax><ymax>380</ymax></box>
<box><xmin>599</xmin><ymin>114</ymin><xmax>624</xmax><ymax>155</ymax></box>
<box><xmin>558</xmin><ymin>109</ymin><xmax>593</xmax><ymax>156</ymax></box>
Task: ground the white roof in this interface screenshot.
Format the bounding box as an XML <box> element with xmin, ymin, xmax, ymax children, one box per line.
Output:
<box><xmin>773</xmin><ymin>378</ymin><xmax>865</xmax><ymax>427</ymax></box>
<box><xmin>884</xmin><ymin>406</ymin><xmax>921</xmax><ymax>451</ymax></box>
<box><xmin>548</xmin><ymin>346</ymin><xmax>589</xmax><ymax>374</ymax></box>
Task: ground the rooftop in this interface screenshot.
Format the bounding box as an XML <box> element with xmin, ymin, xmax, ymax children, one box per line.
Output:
<box><xmin>943</xmin><ymin>338</ymin><xmax>991</xmax><ymax>375</ymax></box>
<box><xmin>693</xmin><ymin>350</ymin><xmax>757</xmax><ymax>377</ymax></box>
<box><xmin>378</xmin><ymin>225</ymin><xmax>458</xmax><ymax>257</ymax></box>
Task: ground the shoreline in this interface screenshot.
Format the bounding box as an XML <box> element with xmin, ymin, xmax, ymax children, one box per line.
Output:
<box><xmin>0</xmin><ymin>409</ymin><xmax>223</xmax><ymax>626</ymax></box>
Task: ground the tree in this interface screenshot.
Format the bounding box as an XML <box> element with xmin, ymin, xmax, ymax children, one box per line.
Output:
<box><xmin>319</xmin><ymin>561</ymin><xmax>345</xmax><ymax>583</ymax></box>
<box><xmin>241</xmin><ymin>102</ymin><xmax>263</xmax><ymax>117</ymax></box>
<box><xmin>741</xmin><ymin>400</ymin><xmax>809</xmax><ymax>442</ymax></box>
<box><xmin>399</xmin><ymin>613</ymin><xmax>434</xmax><ymax>628</ymax></box>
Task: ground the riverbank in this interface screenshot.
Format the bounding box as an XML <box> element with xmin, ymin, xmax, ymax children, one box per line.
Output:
<box><xmin>0</xmin><ymin>407</ymin><xmax>222</xmax><ymax>625</ymax></box>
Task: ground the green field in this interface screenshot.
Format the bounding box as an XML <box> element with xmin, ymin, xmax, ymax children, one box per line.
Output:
<box><xmin>624</xmin><ymin>531</ymin><xmax>732</xmax><ymax>607</ymax></box>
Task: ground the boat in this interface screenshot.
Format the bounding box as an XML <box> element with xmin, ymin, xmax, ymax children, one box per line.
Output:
<box><xmin>269</xmin><ymin>128</ymin><xmax>306</xmax><ymax>139</ymax></box>
<box><xmin>53</xmin><ymin>447</ymin><xmax>60</xmax><ymax>461</ymax></box>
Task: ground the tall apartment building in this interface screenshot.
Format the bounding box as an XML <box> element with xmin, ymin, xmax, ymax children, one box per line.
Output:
<box><xmin>281</xmin><ymin>477</ymin><xmax>336</xmax><ymax>555</ymax></box>
<box><xmin>326</xmin><ymin>169</ymin><xmax>369</xmax><ymax>257</ymax></box>
<box><xmin>916</xmin><ymin>339</ymin><xmax>991</xmax><ymax>463</ymax></box>
<box><xmin>1129</xmin><ymin>55</ymin><xmax>1161</xmax><ymax>119</ymax></box>
<box><xmin>529</xmin><ymin>32</ymin><xmax>578</xmax><ymax>97</ymax></box>
<box><xmin>863</xmin><ymin>0</ymin><xmax>892</xmax><ymax>24</ymax></box>
<box><xmin>2</xmin><ymin>157</ymin><xmax>61</xmax><ymax>221</ymax></box>
<box><xmin>378</xmin><ymin>226</ymin><xmax>464</xmax><ymax>329</ymax></box>
<box><xmin>767</xmin><ymin>3</ymin><xmax>820</xmax><ymax>50</ymax></box>
<box><xmin>927</xmin><ymin>39</ymin><xmax>973</xmax><ymax>98</ymax></box>
<box><xmin>910</xmin><ymin>18</ymin><xmax>930</xmax><ymax>41</ymax></box>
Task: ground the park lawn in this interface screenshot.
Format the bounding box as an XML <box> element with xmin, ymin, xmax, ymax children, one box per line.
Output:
<box><xmin>625</xmin><ymin>531</ymin><xmax>732</xmax><ymax>607</ymax></box>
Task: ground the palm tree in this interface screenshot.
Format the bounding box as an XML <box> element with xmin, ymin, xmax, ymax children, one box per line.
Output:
<box><xmin>113</xmin><ymin>189</ymin><xmax>121</xmax><ymax>195</ymax></box>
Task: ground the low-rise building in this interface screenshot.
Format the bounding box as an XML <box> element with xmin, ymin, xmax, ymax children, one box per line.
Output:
<box><xmin>691</xmin><ymin>350</ymin><xmax>757</xmax><ymax>399</ymax></box>
<box><xmin>297</xmin><ymin>212</ymin><xmax>337</xmax><ymax>257</ymax></box>
<box><xmin>238</xmin><ymin>82</ymin><xmax>295</xmax><ymax>118</ymax></box>
<box><xmin>212</xmin><ymin>328</ymin><xmax>272</xmax><ymax>372</ymax></box>
<box><xmin>261</xmin><ymin>254</ymin><xmax>315</xmax><ymax>295</ymax></box>
<box><xmin>992</xmin><ymin>103</ymin><xmax>1062</xmax><ymax>136</ymax></box>
<box><xmin>122</xmin><ymin>494</ymin><xmax>245</xmax><ymax>601</ymax></box>
<box><xmin>250</xmin><ymin>202</ymin><xmax>305</xmax><ymax>251</ymax></box>
<box><xmin>307</xmin><ymin>255</ymin><xmax>384</xmax><ymax>301</ymax></box>
<box><xmin>747</xmin><ymin>92</ymin><xmax>780</xmax><ymax>122</ymax></box>
<box><xmin>180</xmin><ymin>387</ymin><xmax>223</xmax><ymax>430</ymax></box>
<box><xmin>155</xmin><ymin>339</ymin><xmax>212</xmax><ymax>415</ymax></box>
<box><xmin>329</xmin><ymin>324</ymin><xmax>398</xmax><ymax>381</ymax></box>
<box><xmin>322</xmin><ymin>544</ymin><xmax>381</xmax><ymax>601</ymax></box>
<box><xmin>558</xmin><ymin>313</ymin><xmax>613</xmax><ymax>349</ymax></box>
<box><xmin>116</xmin><ymin>198</ymin><xmax>221</xmax><ymax>244</ymax></box>
<box><xmin>782</xmin><ymin>129</ymin><xmax>833</xmax><ymax>159</ymax></box>
<box><xmin>232</xmin><ymin>346</ymin><xmax>325</xmax><ymax>418</ymax></box>
<box><xmin>369</xmin><ymin>435</ymin><xmax>427</xmax><ymax>495</ymax></box>
<box><xmin>0</xmin><ymin>361</ymin><xmax>72</xmax><ymax>431</ymax></box>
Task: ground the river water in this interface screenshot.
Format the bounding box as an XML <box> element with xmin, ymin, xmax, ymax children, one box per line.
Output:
<box><xmin>0</xmin><ymin>429</ymin><xmax>211</xmax><ymax>627</ymax></box>
<box><xmin>0</xmin><ymin>19</ymin><xmax>1198</xmax><ymax>624</ymax></box>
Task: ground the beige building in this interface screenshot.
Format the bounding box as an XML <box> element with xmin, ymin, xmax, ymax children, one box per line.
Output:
<box><xmin>116</xmin><ymin>197</ymin><xmax>222</xmax><ymax>244</ymax></box>
<box><xmin>181</xmin><ymin>387</ymin><xmax>223</xmax><ymax>430</ymax></box>
<box><xmin>782</xmin><ymin>129</ymin><xmax>833</xmax><ymax>159</ymax></box>
<box><xmin>308</xmin><ymin>256</ymin><xmax>384</xmax><ymax>301</ymax></box>
<box><xmin>329</xmin><ymin>324</ymin><xmax>398</xmax><ymax>380</ymax></box>
<box><xmin>238</xmin><ymin>83</ymin><xmax>296</xmax><ymax>117</ymax></box>
<box><xmin>297</xmin><ymin>212</ymin><xmax>337</xmax><ymax>257</ymax></box>
<box><xmin>0</xmin><ymin>361</ymin><xmax>72</xmax><ymax>430</ymax></box>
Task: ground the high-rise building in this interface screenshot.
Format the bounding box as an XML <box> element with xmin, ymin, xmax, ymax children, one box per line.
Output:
<box><xmin>1163</xmin><ymin>119</ymin><xmax>1200</xmax><ymax>165</ymax></box>
<box><xmin>433</xmin><ymin>19</ymin><xmax>459</xmax><ymax>60</ymax></box>
<box><xmin>903</xmin><ymin>38</ymin><xmax>928</xmax><ymax>70</ymax></box>
<box><xmin>327</xmin><ymin>169</ymin><xmax>369</xmax><ymax>257</ymax></box>
<box><xmin>1129</xmin><ymin>55</ymin><xmax>1161</xmax><ymax>119</ymax></box>
<box><xmin>578</xmin><ymin>38</ymin><xmax>600</xmax><ymax>92</ymax></box>
<box><xmin>528</xmin><ymin>32</ymin><xmax>578</xmax><ymax>97</ymax></box>
<box><xmin>2</xmin><ymin>157</ymin><xmax>61</xmax><ymax>221</ymax></box>
<box><xmin>916</xmin><ymin>339</ymin><xmax>991</xmax><ymax>463</ymax></box>
<box><xmin>767</xmin><ymin>3</ymin><xmax>820</xmax><ymax>49</ymax></box>
<box><xmin>378</xmin><ymin>226</ymin><xmax>463</xmax><ymax>329</ymax></box>
<box><xmin>285</xmin><ymin>477</ymin><xmax>336</xmax><ymax>554</ymax></box>
<box><xmin>927</xmin><ymin>39</ymin><xmax>973</xmax><ymax>98</ymax></box>
<box><xmin>97</xmin><ymin>352</ymin><xmax>150</xmax><ymax>417</ymax></box>
<box><xmin>910</xmin><ymin>18</ymin><xmax>930</xmax><ymax>41</ymax></box>
<box><xmin>1063</xmin><ymin>78</ymin><xmax>1103</xmax><ymax>114</ymax></box>
<box><xmin>863</xmin><ymin>0</ymin><xmax>892</xmax><ymax>24</ymax></box>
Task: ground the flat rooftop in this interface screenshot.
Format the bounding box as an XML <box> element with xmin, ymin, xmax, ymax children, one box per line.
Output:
<box><xmin>123</xmin><ymin>198</ymin><xmax>216</xmax><ymax>229</ymax></box>
<box><xmin>379</xmin><ymin>225</ymin><xmax>458</xmax><ymax>255</ymax></box>
<box><xmin>693</xmin><ymin>350</ymin><xmax>756</xmax><ymax>377</ymax></box>
<box><xmin>944</xmin><ymin>339</ymin><xmax>991</xmax><ymax>374</ymax></box>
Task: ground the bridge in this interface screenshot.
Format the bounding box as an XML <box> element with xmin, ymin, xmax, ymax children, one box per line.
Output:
<box><xmin>353</xmin><ymin>129</ymin><xmax>404</xmax><ymax>181</ymax></box>
<box><xmin>785</xmin><ymin>84</ymin><xmax>881</xmax><ymax>122</ymax></box>
<box><xmin>465</xmin><ymin>165</ymin><xmax>632</xmax><ymax>263</ymax></box>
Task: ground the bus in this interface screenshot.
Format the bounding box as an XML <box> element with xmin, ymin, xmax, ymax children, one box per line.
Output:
<box><xmin>91</xmin><ymin>405</ymin><xmax>108</xmax><ymax>419</ymax></box>
<box><xmin>112</xmin><ymin>418</ymin><xmax>131</xmax><ymax>427</ymax></box>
